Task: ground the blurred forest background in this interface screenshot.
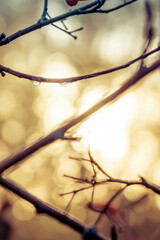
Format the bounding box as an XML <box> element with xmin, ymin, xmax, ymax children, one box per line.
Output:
<box><xmin>0</xmin><ymin>0</ymin><xmax>160</xmax><ymax>239</ymax></box>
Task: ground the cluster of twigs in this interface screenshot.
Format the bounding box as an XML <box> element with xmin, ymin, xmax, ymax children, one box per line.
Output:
<box><xmin>62</xmin><ymin>151</ymin><xmax>160</xmax><ymax>217</ymax></box>
<box><xmin>0</xmin><ymin>0</ymin><xmax>160</xmax><ymax>239</ymax></box>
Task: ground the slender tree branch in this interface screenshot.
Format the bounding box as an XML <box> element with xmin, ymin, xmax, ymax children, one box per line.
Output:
<box><xmin>62</xmin><ymin>152</ymin><xmax>160</xmax><ymax>226</ymax></box>
<box><xmin>94</xmin><ymin>186</ymin><xmax>127</xmax><ymax>226</ymax></box>
<box><xmin>106</xmin><ymin>177</ymin><xmax>160</xmax><ymax>195</ymax></box>
<box><xmin>0</xmin><ymin>0</ymin><xmax>137</xmax><ymax>47</ymax></box>
<box><xmin>46</xmin><ymin>12</ymin><xmax>83</xmax><ymax>39</ymax></box>
<box><xmin>60</xmin><ymin>185</ymin><xmax>93</xmax><ymax>196</ymax></box>
<box><xmin>64</xmin><ymin>174</ymin><xmax>93</xmax><ymax>184</ymax></box>
<box><xmin>140</xmin><ymin>177</ymin><xmax>160</xmax><ymax>195</ymax></box>
<box><xmin>66</xmin><ymin>150</ymin><xmax>160</xmax><ymax>206</ymax></box>
<box><xmin>0</xmin><ymin>59</ymin><xmax>159</xmax><ymax>174</ymax></box>
<box><xmin>88</xmin><ymin>150</ymin><xmax>112</xmax><ymax>179</ymax></box>
<box><xmin>96</xmin><ymin>0</ymin><xmax>137</xmax><ymax>13</ymax></box>
<box><xmin>38</xmin><ymin>0</ymin><xmax>48</xmax><ymax>23</ymax></box>
<box><xmin>0</xmin><ymin>1</ymin><xmax>158</xmax><ymax>239</ymax></box>
<box><xmin>141</xmin><ymin>0</ymin><xmax>154</xmax><ymax>62</ymax></box>
<box><xmin>0</xmin><ymin>0</ymin><xmax>106</xmax><ymax>46</ymax></box>
<box><xmin>0</xmin><ymin>45</ymin><xmax>159</xmax><ymax>84</ymax></box>
<box><xmin>81</xmin><ymin>0</ymin><xmax>137</xmax><ymax>14</ymax></box>
<box><xmin>0</xmin><ymin>176</ymin><xmax>108</xmax><ymax>240</ymax></box>
<box><xmin>60</xmin><ymin>151</ymin><xmax>160</xmax><ymax>229</ymax></box>
<box><xmin>64</xmin><ymin>193</ymin><xmax>76</xmax><ymax>214</ymax></box>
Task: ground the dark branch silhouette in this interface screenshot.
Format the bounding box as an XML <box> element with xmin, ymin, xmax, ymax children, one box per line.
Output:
<box><xmin>0</xmin><ymin>0</ymin><xmax>159</xmax><ymax>239</ymax></box>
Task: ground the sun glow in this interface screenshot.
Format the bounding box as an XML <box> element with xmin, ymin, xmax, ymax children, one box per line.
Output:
<box><xmin>72</xmin><ymin>89</ymin><xmax>138</xmax><ymax>172</ymax></box>
<box><xmin>38</xmin><ymin>56</ymin><xmax>138</xmax><ymax>173</ymax></box>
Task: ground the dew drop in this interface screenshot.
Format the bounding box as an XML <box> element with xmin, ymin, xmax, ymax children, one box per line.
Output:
<box><xmin>31</xmin><ymin>80</ymin><xmax>41</xmax><ymax>86</ymax></box>
<box><xmin>59</xmin><ymin>81</ymin><xmax>71</xmax><ymax>87</ymax></box>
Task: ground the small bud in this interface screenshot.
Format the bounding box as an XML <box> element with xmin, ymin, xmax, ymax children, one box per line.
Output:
<box><xmin>0</xmin><ymin>33</ymin><xmax>6</xmax><ymax>41</ymax></box>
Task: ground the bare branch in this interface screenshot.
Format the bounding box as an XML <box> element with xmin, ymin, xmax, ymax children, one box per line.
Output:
<box><xmin>0</xmin><ymin>45</ymin><xmax>159</xmax><ymax>84</ymax></box>
<box><xmin>60</xmin><ymin>185</ymin><xmax>93</xmax><ymax>196</ymax></box>
<box><xmin>0</xmin><ymin>59</ymin><xmax>159</xmax><ymax>174</ymax></box>
<box><xmin>141</xmin><ymin>0</ymin><xmax>154</xmax><ymax>60</ymax></box>
<box><xmin>0</xmin><ymin>1</ymin><xmax>159</xmax><ymax>239</ymax></box>
<box><xmin>0</xmin><ymin>0</ymin><xmax>107</xmax><ymax>46</ymax></box>
<box><xmin>88</xmin><ymin>150</ymin><xmax>112</xmax><ymax>179</ymax></box>
<box><xmin>140</xmin><ymin>177</ymin><xmax>160</xmax><ymax>195</ymax></box>
<box><xmin>82</xmin><ymin>0</ymin><xmax>137</xmax><ymax>14</ymax></box>
<box><xmin>38</xmin><ymin>0</ymin><xmax>48</xmax><ymax>23</ymax></box>
<box><xmin>64</xmin><ymin>193</ymin><xmax>76</xmax><ymax>214</ymax></box>
<box><xmin>0</xmin><ymin>176</ymin><xmax>84</xmax><ymax>234</ymax></box>
<box><xmin>64</xmin><ymin>174</ymin><xmax>92</xmax><ymax>184</ymax></box>
<box><xmin>66</xmin><ymin>152</ymin><xmax>160</xmax><ymax>210</ymax></box>
<box><xmin>46</xmin><ymin>12</ymin><xmax>83</xmax><ymax>39</ymax></box>
<box><xmin>0</xmin><ymin>176</ymin><xmax>108</xmax><ymax>239</ymax></box>
<box><xmin>88</xmin><ymin>149</ymin><xmax>97</xmax><ymax>179</ymax></box>
<box><xmin>94</xmin><ymin>186</ymin><xmax>127</xmax><ymax>226</ymax></box>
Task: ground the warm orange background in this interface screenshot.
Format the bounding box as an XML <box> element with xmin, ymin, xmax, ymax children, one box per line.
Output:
<box><xmin>0</xmin><ymin>0</ymin><xmax>160</xmax><ymax>239</ymax></box>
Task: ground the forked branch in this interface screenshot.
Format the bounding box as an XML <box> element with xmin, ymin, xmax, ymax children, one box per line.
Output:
<box><xmin>0</xmin><ymin>0</ymin><xmax>138</xmax><ymax>47</ymax></box>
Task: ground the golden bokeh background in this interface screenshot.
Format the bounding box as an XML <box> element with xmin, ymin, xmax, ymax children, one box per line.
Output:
<box><xmin>0</xmin><ymin>0</ymin><xmax>160</xmax><ymax>239</ymax></box>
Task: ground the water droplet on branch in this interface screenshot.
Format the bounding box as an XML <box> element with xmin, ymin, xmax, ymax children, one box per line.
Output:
<box><xmin>59</xmin><ymin>81</ymin><xmax>71</xmax><ymax>87</ymax></box>
<box><xmin>31</xmin><ymin>80</ymin><xmax>41</xmax><ymax>86</ymax></box>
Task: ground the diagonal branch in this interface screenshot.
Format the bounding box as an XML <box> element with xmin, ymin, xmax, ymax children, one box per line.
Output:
<box><xmin>81</xmin><ymin>0</ymin><xmax>137</xmax><ymax>14</ymax></box>
<box><xmin>96</xmin><ymin>0</ymin><xmax>137</xmax><ymax>13</ymax></box>
<box><xmin>0</xmin><ymin>0</ymin><xmax>138</xmax><ymax>47</ymax></box>
<box><xmin>0</xmin><ymin>59</ymin><xmax>159</xmax><ymax>174</ymax></box>
<box><xmin>0</xmin><ymin>0</ymin><xmax>106</xmax><ymax>46</ymax></box>
<box><xmin>0</xmin><ymin>176</ymin><xmax>108</xmax><ymax>240</ymax></box>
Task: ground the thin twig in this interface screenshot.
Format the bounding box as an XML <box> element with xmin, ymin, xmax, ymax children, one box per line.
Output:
<box><xmin>0</xmin><ymin>0</ymin><xmax>106</xmax><ymax>46</ymax></box>
<box><xmin>64</xmin><ymin>174</ymin><xmax>92</xmax><ymax>184</ymax></box>
<box><xmin>88</xmin><ymin>150</ymin><xmax>112</xmax><ymax>179</ymax></box>
<box><xmin>88</xmin><ymin>149</ymin><xmax>97</xmax><ymax>179</ymax></box>
<box><xmin>95</xmin><ymin>0</ymin><xmax>137</xmax><ymax>13</ymax></box>
<box><xmin>67</xmin><ymin>154</ymin><xmax>160</xmax><ymax>201</ymax></box>
<box><xmin>47</xmin><ymin>12</ymin><xmax>83</xmax><ymax>39</ymax></box>
<box><xmin>64</xmin><ymin>193</ymin><xmax>76</xmax><ymax>214</ymax></box>
<box><xmin>91</xmin><ymin>185</ymin><xmax>95</xmax><ymax>205</ymax></box>
<box><xmin>0</xmin><ymin>45</ymin><xmax>159</xmax><ymax>84</ymax></box>
<box><xmin>94</xmin><ymin>186</ymin><xmax>127</xmax><ymax>226</ymax></box>
<box><xmin>60</xmin><ymin>185</ymin><xmax>93</xmax><ymax>196</ymax></box>
<box><xmin>141</xmin><ymin>0</ymin><xmax>154</xmax><ymax>65</ymax></box>
<box><xmin>38</xmin><ymin>0</ymin><xmax>48</xmax><ymax>23</ymax></box>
